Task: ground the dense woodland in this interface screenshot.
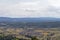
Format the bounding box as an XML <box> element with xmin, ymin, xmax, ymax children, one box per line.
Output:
<box><xmin>0</xmin><ymin>21</ymin><xmax>60</xmax><ymax>28</ymax></box>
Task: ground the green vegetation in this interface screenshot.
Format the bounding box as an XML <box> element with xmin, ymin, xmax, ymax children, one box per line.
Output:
<box><xmin>0</xmin><ymin>34</ymin><xmax>29</xmax><ymax>40</ymax></box>
<box><xmin>31</xmin><ymin>36</ymin><xmax>39</xmax><ymax>40</ymax></box>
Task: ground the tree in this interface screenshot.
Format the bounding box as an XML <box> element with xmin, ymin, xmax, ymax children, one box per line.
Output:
<box><xmin>31</xmin><ymin>36</ymin><xmax>39</xmax><ymax>40</ymax></box>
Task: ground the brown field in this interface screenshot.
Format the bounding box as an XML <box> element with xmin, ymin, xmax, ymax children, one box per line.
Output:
<box><xmin>0</xmin><ymin>27</ymin><xmax>60</xmax><ymax>40</ymax></box>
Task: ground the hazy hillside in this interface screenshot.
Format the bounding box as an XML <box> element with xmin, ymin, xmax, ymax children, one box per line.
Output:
<box><xmin>0</xmin><ymin>17</ymin><xmax>60</xmax><ymax>22</ymax></box>
<box><xmin>0</xmin><ymin>21</ymin><xmax>60</xmax><ymax>28</ymax></box>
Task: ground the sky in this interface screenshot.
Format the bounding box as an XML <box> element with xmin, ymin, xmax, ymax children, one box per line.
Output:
<box><xmin>0</xmin><ymin>0</ymin><xmax>60</xmax><ymax>18</ymax></box>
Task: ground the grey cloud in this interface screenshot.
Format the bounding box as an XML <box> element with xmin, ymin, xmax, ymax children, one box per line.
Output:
<box><xmin>48</xmin><ymin>6</ymin><xmax>60</xmax><ymax>14</ymax></box>
<box><xmin>0</xmin><ymin>0</ymin><xmax>60</xmax><ymax>18</ymax></box>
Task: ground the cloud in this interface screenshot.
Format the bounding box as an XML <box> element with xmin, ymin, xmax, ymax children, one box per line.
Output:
<box><xmin>0</xmin><ymin>0</ymin><xmax>48</xmax><ymax>18</ymax></box>
<box><xmin>48</xmin><ymin>0</ymin><xmax>60</xmax><ymax>18</ymax></box>
<box><xmin>48</xmin><ymin>0</ymin><xmax>60</xmax><ymax>8</ymax></box>
<box><xmin>0</xmin><ymin>0</ymin><xmax>60</xmax><ymax>18</ymax></box>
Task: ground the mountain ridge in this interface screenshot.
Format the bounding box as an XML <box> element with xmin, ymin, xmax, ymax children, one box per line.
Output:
<box><xmin>0</xmin><ymin>17</ymin><xmax>60</xmax><ymax>22</ymax></box>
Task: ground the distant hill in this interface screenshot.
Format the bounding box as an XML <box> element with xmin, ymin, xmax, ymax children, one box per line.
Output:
<box><xmin>0</xmin><ymin>17</ymin><xmax>60</xmax><ymax>22</ymax></box>
<box><xmin>0</xmin><ymin>17</ymin><xmax>60</xmax><ymax>28</ymax></box>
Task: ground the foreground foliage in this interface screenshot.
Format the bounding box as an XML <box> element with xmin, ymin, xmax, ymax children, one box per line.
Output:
<box><xmin>0</xmin><ymin>27</ymin><xmax>60</xmax><ymax>40</ymax></box>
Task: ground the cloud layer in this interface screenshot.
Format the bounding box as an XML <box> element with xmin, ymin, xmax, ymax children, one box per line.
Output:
<box><xmin>0</xmin><ymin>0</ymin><xmax>60</xmax><ymax>18</ymax></box>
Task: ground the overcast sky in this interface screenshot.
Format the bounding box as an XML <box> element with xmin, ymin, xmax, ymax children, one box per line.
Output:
<box><xmin>0</xmin><ymin>0</ymin><xmax>60</xmax><ymax>18</ymax></box>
